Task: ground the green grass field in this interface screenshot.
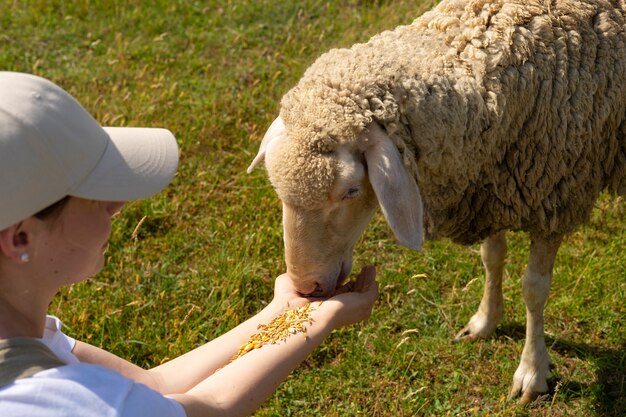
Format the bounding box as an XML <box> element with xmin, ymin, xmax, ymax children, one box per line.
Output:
<box><xmin>3</xmin><ymin>1</ymin><xmax>624</xmax><ymax>415</ymax></box>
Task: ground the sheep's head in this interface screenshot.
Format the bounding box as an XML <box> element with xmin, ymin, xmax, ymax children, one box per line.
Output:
<box><xmin>248</xmin><ymin>116</ymin><xmax>424</xmax><ymax>297</ymax></box>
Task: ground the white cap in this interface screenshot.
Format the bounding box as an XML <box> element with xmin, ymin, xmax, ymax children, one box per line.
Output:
<box><xmin>0</xmin><ymin>72</ymin><xmax>179</xmax><ymax>230</ymax></box>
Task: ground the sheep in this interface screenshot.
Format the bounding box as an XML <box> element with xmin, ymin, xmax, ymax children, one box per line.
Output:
<box><xmin>247</xmin><ymin>0</ymin><xmax>626</xmax><ymax>403</ymax></box>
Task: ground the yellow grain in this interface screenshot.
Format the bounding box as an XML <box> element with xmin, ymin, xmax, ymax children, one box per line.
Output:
<box><xmin>229</xmin><ymin>303</ymin><xmax>315</xmax><ymax>362</ymax></box>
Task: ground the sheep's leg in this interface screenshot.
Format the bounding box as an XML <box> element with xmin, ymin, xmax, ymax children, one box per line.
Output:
<box><xmin>454</xmin><ymin>231</ymin><xmax>507</xmax><ymax>342</ymax></box>
<box><xmin>509</xmin><ymin>234</ymin><xmax>562</xmax><ymax>404</ymax></box>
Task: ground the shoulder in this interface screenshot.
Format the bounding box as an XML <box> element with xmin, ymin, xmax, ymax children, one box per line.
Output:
<box><xmin>0</xmin><ymin>363</ymin><xmax>186</xmax><ymax>417</ymax></box>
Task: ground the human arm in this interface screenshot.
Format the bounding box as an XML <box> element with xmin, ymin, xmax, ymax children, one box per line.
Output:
<box><xmin>73</xmin><ymin>266</ymin><xmax>378</xmax><ymax>400</ymax></box>
<box><xmin>72</xmin><ymin>280</ymin><xmax>306</xmax><ymax>392</ymax></box>
<box><xmin>169</xmin><ymin>265</ymin><xmax>378</xmax><ymax>417</ymax></box>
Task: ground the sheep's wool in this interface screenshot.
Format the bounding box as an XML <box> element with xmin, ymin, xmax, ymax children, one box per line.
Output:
<box><xmin>274</xmin><ymin>0</ymin><xmax>626</xmax><ymax>243</ymax></box>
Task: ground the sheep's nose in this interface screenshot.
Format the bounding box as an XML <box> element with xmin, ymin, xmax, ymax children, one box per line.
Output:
<box><xmin>300</xmin><ymin>282</ymin><xmax>326</xmax><ymax>298</ymax></box>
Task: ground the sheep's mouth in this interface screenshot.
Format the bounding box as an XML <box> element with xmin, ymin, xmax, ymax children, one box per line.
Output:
<box><xmin>300</xmin><ymin>282</ymin><xmax>326</xmax><ymax>298</ymax></box>
<box><xmin>334</xmin><ymin>266</ymin><xmax>350</xmax><ymax>288</ymax></box>
<box><xmin>299</xmin><ymin>261</ymin><xmax>351</xmax><ymax>298</ymax></box>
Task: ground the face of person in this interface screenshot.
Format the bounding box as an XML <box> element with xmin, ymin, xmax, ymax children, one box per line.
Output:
<box><xmin>34</xmin><ymin>197</ymin><xmax>124</xmax><ymax>285</ymax></box>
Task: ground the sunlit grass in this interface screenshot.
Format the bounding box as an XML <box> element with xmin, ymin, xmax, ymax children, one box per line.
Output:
<box><xmin>3</xmin><ymin>1</ymin><xmax>624</xmax><ymax>415</ymax></box>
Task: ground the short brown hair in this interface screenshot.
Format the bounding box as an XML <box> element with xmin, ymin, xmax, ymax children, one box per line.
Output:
<box><xmin>34</xmin><ymin>196</ymin><xmax>70</xmax><ymax>220</ymax></box>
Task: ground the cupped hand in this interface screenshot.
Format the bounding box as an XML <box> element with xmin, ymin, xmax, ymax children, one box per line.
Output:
<box><xmin>272</xmin><ymin>273</ymin><xmax>312</xmax><ymax>309</ymax></box>
<box><xmin>316</xmin><ymin>265</ymin><xmax>379</xmax><ymax>328</ymax></box>
<box><xmin>272</xmin><ymin>265</ymin><xmax>379</xmax><ymax>323</ymax></box>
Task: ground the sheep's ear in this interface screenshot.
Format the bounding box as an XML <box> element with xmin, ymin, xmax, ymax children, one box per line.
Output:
<box><xmin>247</xmin><ymin>116</ymin><xmax>286</xmax><ymax>173</ymax></box>
<box><xmin>363</xmin><ymin>123</ymin><xmax>424</xmax><ymax>251</ymax></box>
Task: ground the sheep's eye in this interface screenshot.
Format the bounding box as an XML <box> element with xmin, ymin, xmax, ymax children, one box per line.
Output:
<box><xmin>343</xmin><ymin>187</ymin><xmax>360</xmax><ymax>200</ymax></box>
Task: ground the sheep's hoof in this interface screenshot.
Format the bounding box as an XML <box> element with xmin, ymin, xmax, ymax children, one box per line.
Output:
<box><xmin>508</xmin><ymin>386</ymin><xmax>551</xmax><ymax>405</ymax></box>
<box><xmin>508</xmin><ymin>388</ymin><xmax>548</xmax><ymax>405</ymax></box>
<box><xmin>508</xmin><ymin>354</ymin><xmax>551</xmax><ymax>404</ymax></box>
<box><xmin>453</xmin><ymin>326</ymin><xmax>480</xmax><ymax>343</ymax></box>
<box><xmin>452</xmin><ymin>311</ymin><xmax>500</xmax><ymax>343</ymax></box>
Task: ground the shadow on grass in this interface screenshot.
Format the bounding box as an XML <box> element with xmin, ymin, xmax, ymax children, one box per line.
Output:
<box><xmin>496</xmin><ymin>323</ymin><xmax>625</xmax><ymax>416</ymax></box>
<box><xmin>549</xmin><ymin>338</ymin><xmax>625</xmax><ymax>417</ymax></box>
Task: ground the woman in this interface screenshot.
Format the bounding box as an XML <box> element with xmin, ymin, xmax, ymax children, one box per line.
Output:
<box><xmin>0</xmin><ymin>72</ymin><xmax>379</xmax><ymax>416</ymax></box>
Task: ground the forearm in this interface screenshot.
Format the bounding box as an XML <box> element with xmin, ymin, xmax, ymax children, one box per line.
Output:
<box><xmin>149</xmin><ymin>299</ymin><xmax>288</xmax><ymax>394</ymax></box>
<box><xmin>75</xmin><ymin>267</ymin><xmax>377</xmax><ymax>416</ymax></box>
<box><xmin>73</xmin><ymin>300</ymin><xmax>287</xmax><ymax>394</ymax></box>
<box><xmin>72</xmin><ymin>341</ymin><xmax>161</xmax><ymax>389</ymax></box>
<box><xmin>170</xmin><ymin>305</ymin><xmax>336</xmax><ymax>417</ymax></box>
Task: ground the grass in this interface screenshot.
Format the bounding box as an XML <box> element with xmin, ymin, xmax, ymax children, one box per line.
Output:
<box><xmin>2</xmin><ymin>0</ymin><xmax>624</xmax><ymax>415</ymax></box>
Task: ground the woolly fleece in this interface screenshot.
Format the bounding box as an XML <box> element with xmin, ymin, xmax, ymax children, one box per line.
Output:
<box><xmin>270</xmin><ymin>0</ymin><xmax>626</xmax><ymax>245</ymax></box>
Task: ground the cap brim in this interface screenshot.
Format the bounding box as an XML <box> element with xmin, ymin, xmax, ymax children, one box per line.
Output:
<box><xmin>71</xmin><ymin>127</ymin><xmax>179</xmax><ymax>201</ymax></box>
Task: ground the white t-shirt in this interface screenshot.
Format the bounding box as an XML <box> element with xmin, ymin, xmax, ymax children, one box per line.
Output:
<box><xmin>0</xmin><ymin>316</ymin><xmax>186</xmax><ymax>417</ymax></box>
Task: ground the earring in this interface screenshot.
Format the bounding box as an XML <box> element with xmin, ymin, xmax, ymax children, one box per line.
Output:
<box><xmin>20</xmin><ymin>252</ymin><xmax>29</xmax><ymax>263</ymax></box>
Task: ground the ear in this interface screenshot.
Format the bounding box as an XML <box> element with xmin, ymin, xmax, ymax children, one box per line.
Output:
<box><xmin>247</xmin><ymin>116</ymin><xmax>286</xmax><ymax>173</ymax></box>
<box><xmin>363</xmin><ymin>123</ymin><xmax>424</xmax><ymax>250</ymax></box>
<box><xmin>0</xmin><ymin>223</ymin><xmax>29</xmax><ymax>263</ymax></box>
